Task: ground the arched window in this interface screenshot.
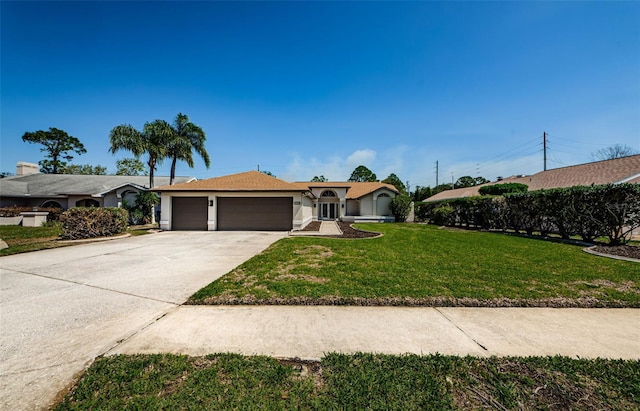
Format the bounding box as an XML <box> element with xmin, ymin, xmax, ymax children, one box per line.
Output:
<box><xmin>41</xmin><ymin>200</ymin><xmax>62</xmax><ymax>209</ymax></box>
<box><xmin>377</xmin><ymin>193</ymin><xmax>390</xmax><ymax>198</ymax></box>
<box><xmin>321</xmin><ymin>190</ymin><xmax>337</xmax><ymax>197</ymax></box>
<box><xmin>76</xmin><ymin>199</ymin><xmax>100</xmax><ymax>207</ymax></box>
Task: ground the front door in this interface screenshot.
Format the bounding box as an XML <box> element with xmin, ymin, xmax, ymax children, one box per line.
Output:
<box><xmin>321</xmin><ymin>203</ymin><xmax>337</xmax><ymax>219</ymax></box>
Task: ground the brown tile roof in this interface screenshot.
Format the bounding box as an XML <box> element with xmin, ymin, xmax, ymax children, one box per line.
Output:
<box><xmin>154</xmin><ymin>170</ymin><xmax>306</xmax><ymax>192</ymax></box>
<box><xmin>292</xmin><ymin>181</ymin><xmax>399</xmax><ymax>199</ymax></box>
<box><xmin>425</xmin><ymin>155</ymin><xmax>640</xmax><ymax>202</ymax></box>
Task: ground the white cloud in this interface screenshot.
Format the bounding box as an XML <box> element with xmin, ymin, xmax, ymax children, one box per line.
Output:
<box><xmin>281</xmin><ymin>149</ymin><xmax>378</xmax><ymax>181</ymax></box>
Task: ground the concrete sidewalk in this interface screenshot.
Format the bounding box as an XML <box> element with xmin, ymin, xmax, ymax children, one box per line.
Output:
<box><xmin>109</xmin><ymin>306</ymin><xmax>640</xmax><ymax>360</ymax></box>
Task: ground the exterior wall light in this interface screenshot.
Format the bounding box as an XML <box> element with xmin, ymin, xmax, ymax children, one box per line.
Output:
<box><xmin>209</xmin><ymin>200</ymin><xmax>214</xmax><ymax>206</ymax></box>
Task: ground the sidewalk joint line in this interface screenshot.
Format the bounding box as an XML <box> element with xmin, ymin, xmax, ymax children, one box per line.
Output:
<box><xmin>434</xmin><ymin>308</ymin><xmax>488</xmax><ymax>351</ymax></box>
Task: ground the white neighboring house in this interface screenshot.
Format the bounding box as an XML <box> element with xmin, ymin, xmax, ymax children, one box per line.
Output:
<box><xmin>0</xmin><ymin>162</ymin><xmax>194</xmax><ymax>213</ymax></box>
<box><xmin>153</xmin><ymin>170</ymin><xmax>399</xmax><ymax>231</ymax></box>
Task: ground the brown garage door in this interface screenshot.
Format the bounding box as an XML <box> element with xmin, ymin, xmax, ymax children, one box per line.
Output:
<box><xmin>217</xmin><ymin>197</ymin><xmax>292</xmax><ymax>231</ymax></box>
<box><xmin>172</xmin><ymin>197</ymin><xmax>208</xmax><ymax>230</ymax></box>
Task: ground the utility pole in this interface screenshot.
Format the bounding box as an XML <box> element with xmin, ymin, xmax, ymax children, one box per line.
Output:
<box><xmin>435</xmin><ymin>160</ymin><xmax>439</xmax><ymax>187</ymax></box>
<box><xmin>406</xmin><ymin>180</ymin><xmax>410</xmax><ymax>193</ymax></box>
<box><xmin>543</xmin><ymin>132</ymin><xmax>547</xmax><ymax>171</ymax></box>
<box><xmin>451</xmin><ymin>172</ymin><xmax>454</xmax><ymax>188</ymax></box>
<box><xmin>257</xmin><ymin>164</ymin><xmax>260</xmax><ymax>172</ymax></box>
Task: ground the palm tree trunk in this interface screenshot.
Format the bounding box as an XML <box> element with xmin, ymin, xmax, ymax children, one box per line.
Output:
<box><xmin>170</xmin><ymin>156</ymin><xmax>177</xmax><ymax>185</ymax></box>
<box><xmin>148</xmin><ymin>157</ymin><xmax>155</xmax><ymax>188</ymax></box>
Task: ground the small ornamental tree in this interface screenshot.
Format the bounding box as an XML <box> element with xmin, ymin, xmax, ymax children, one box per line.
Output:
<box><xmin>390</xmin><ymin>195</ymin><xmax>412</xmax><ymax>222</ymax></box>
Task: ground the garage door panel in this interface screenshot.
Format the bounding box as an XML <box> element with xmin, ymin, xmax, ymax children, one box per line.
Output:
<box><xmin>218</xmin><ymin>197</ymin><xmax>292</xmax><ymax>231</ymax></box>
<box><xmin>172</xmin><ymin>197</ymin><xmax>208</xmax><ymax>231</ymax></box>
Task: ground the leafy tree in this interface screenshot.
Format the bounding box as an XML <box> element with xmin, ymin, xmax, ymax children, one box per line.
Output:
<box><xmin>21</xmin><ymin>127</ymin><xmax>86</xmax><ymax>173</ymax></box>
<box><xmin>0</xmin><ymin>171</ymin><xmax>14</xmax><ymax>178</ymax></box>
<box><xmin>412</xmin><ymin>186</ymin><xmax>432</xmax><ymax>202</ymax></box>
<box><xmin>348</xmin><ymin>165</ymin><xmax>377</xmax><ymax>182</ymax></box>
<box><xmin>390</xmin><ymin>195</ymin><xmax>412</xmax><ymax>222</ymax></box>
<box><xmin>311</xmin><ymin>175</ymin><xmax>328</xmax><ymax>182</ymax></box>
<box><xmin>166</xmin><ymin>113</ymin><xmax>210</xmax><ymax>185</ymax></box>
<box><xmin>64</xmin><ymin>164</ymin><xmax>107</xmax><ymax>175</ymax></box>
<box><xmin>116</xmin><ymin>158</ymin><xmax>146</xmax><ymax>176</ymax></box>
<box><xmin>261</xmin><ymin>170</ymin><xmax>276</xmax><ymax>177</ymax></box>
<box><xmin>591</xmin><ymin>144</ymin><xmax>639</xmax><ymax>161</ymax></box>
<box><xmin>381</xmin><ymin>173</ymin><xmax>406</xmax><ymax>194</ymax></box>
<box><xmin>454</xmin><ymin>176</ymin><xmax>475</xmax><ymax>188</ymax></box>
<box><xmin>432</xmin><ymin>183</ymin><xmax>453</xmax><ymax>195</ymax></box>
<box><xmin>109</xmin><ymin>120</ymin><xmax>172</xmax><ymax>188</ymax></box>
<box><xmin>454</xmin><ymin>175</ymin><xmax>489</xmax><ymax>188</ymax></box>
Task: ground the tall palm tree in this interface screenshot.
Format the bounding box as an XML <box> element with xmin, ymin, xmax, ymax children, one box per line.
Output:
<box><xmin>109</xmin><ymin>120</ymin><xmax>173</xmax><ymax>188</ymax></box>
<box><xmin>167</xmin><ymin>113</ymin><xmax>211</xmax><ymax>185</ymax></box>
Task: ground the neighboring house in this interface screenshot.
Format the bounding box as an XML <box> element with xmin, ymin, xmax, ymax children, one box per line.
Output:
<box><xmin>153</xmin><ymin>170</ymin><xmax>399</xmax><ymax>231</ymax></box>
<box><xmin>425</xmin><ymin>155</ymin><xmax>640</xmax><ymax>202</ymax></box>
<box><xmin>0</xmin><ymin>162</ymin><xmax>194</xmax><ymax>209</ymax></box>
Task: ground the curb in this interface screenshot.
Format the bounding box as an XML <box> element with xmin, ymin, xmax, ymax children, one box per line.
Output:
<box><xmin>56</xmin><ymin>233</ymin><xmax>131</xmax><ymax>244</ymax></box>
<box><xmin>583</xmin><ymin>246</ymin><xmax>640</xmax><ymax>263</ymax></box>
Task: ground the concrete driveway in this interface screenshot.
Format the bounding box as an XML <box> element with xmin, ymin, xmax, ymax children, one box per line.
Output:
<box><xmin>0</xmin><ymin>231</ymin><xmax>286</xmax><ymax>411</ymax></box>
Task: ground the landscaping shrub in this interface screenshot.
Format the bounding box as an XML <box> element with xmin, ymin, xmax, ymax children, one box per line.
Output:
<box><xmin>431</xmin><ymin>204</ymin><xmax>454</xmax><ymax>226</ymax></box>
<box><xmin>60</xmin><ymin>207</ymin><xmax>128</xmax><ymax>240</ymax></box>
<box><xmin>390</xmin><ymin>195</ymin><xmax>412</xmax><ymax>222</ymax></box>
<box><xmin>122</xmin><ymin>191</ymin><xmax>159</xmax><ymax>225</ymax></box>
<box><xmin>479</xmin><ymin>182</ymin><xmax>528</xmax><ymax>196</ymax></box>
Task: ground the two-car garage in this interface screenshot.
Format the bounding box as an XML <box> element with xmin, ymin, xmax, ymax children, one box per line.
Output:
<box><xmin>170</xmin><ymin>196</ymin><xmax>293</xmax><ymax>231</ymax></box>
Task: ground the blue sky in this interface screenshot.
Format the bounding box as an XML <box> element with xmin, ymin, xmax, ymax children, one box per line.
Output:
<box><xmin>1</xmin><ymin>1</ymin><xmax>639</xmax><ymax>188</ymax></box>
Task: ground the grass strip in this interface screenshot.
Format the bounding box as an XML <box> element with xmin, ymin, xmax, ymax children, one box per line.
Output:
<box><xmin>189</xmin><ymin>223</ymin><xmax>640</xmax><ymax>307</ymax></box>
<box><xmin>55</xmin><ymin>353</ymin><xmax>640</xmax><ymax>410</ymax></box>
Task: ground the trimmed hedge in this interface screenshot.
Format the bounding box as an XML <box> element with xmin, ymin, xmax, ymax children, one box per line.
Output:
<box><xmin>60</xmin><ymin>207</ymin><xmax>128</xmax><ymax>240</ymax></box>
<box><xmin>418</xmin><ymin>183</ymin><xmax>640</xmax><ymax>245</ymax></box>
<box><xmin>0</xmin><ymin>206</ymin><xmax>64</xmax><ymax>221</ymax></box>
<box><xmin>479</xmin><ymin>182</ymin><xmax>528</xmax><ymax>196</ymax></box>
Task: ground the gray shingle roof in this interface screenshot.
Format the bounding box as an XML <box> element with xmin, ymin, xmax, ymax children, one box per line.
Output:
<box><xmin>425</xmin><ymin>154</ymin><xmax>640</xmax><ymax>202</ymax></box>
<box><xmin>0</xmin><ymin>174</ymin><xmax>195</xmax><ymax>197</ymax></box>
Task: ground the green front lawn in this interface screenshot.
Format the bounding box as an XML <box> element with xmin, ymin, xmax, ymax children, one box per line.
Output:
<box><xmin>0</xmin><ymin>224</ymin><xmax>154</xmax><ymax>256</ymax></box>
<box><xmin>189</xmin><ymin>224</ymin><xmax>640</xmax><ymax>307</ymax></box>
<box><xmin>54</xmin><ymin>353</ymin><xmax>640</xmax><ymax>410</ymax></box>
<box><xmin>0</xmin><ymin>224</ymin><xmax>66</xmax><ymax>256</ymax></box>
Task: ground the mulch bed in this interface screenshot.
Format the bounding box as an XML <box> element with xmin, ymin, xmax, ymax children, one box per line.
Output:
<box><xmin>591</xmin><ymin>245</ymin><xmax>640</xmax><ymax>260</ymax></box>
<box><xmin>296</xmin><ymin>221</ymin><xmax>381</xmax><ymax>238</ymax></box>
<box><xmin>300</xmin><ymin>221</ymin><xmax>321</xmax><ymax>232</ymax></box>
<box><xmin>333</xmin><ymin>222</ymin><xmax>380</xmax><ymax>238</ymax></box>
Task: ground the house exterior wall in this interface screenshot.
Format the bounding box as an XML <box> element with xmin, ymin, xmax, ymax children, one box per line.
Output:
<box><xmin>0</xmin><ymin>196</ymin><xmax>68</xmax><ymax>209</ymax></box>
<box><xmin>159</xmin><ymin>191</ymin><xmax>309</xmax><ymax>231</ymax></box>
<box><xmin>346</xmin><ymin>199</ymin><xmax>360</xmax><ymax>216</ymax></box>
<box><xmin>358</xmin><ymin>188</ymin><xmax>396</xmax><ymax>216</ymax></box>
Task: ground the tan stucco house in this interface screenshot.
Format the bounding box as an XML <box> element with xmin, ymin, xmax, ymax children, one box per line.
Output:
<box><xmin>153</xmin><ymin>170</ymin><xmax>399</xmax><ymax>231</ymax></box>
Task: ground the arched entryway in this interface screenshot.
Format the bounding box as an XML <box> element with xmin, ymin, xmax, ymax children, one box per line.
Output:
<box><xmin>319</xmin><ymin>190</ymin><xmax>339</xmax><ymax>220</ymax></box>
<box><xmin>376</xmin><ymin>193</ymin><xmax>392</xmax><ymax>216</ymax></box>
